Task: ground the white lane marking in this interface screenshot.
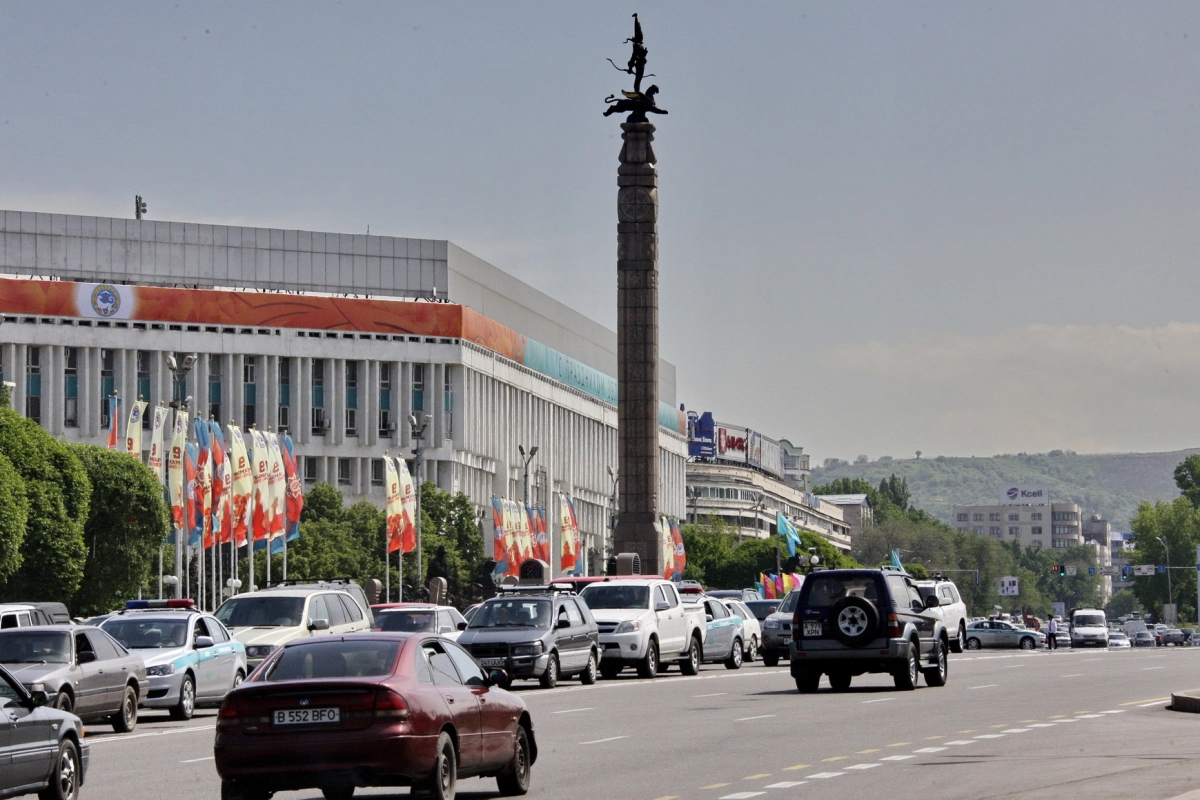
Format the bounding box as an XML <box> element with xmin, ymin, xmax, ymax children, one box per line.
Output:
<box><xmin>693</xmin><ymin>692</ymin><xmax>727</xmax><ymax>698</ymax></box>
<box><xmin>1027</xmin><ymin>723</ymin><xmax>1056</xmax><ymax>727</ymax></box>
<box><xmin>974</xmin><ymin>734</ymin><xmax>1005</xmax><ymax>739</ymax></box>
<box><xmin>845</xmin><ymin>763</ymin><xmax>881</xmax><ymax>770</ymax></box>
<box><xmin>1143</xmin><ymin>667</ymin><xmax>1164</xmax><ymax>670</ymax></box>
<box><xmin>1003</xmin><ymin>664</ymin><xmax>1025</xmax><ymax>668</ymax></box>
<box><xmin>579</xmin><ymin>736</ymin><xmax>627</xmax><ymax>745</ymax></box>
<box><xmin>736</xmin><ymin>714</ymin><xmax>777</xmax><ymax>722</ymax></box>
<box><xmin>180</xmin><ymin>756</ymin><xmax>214</xmax><ymax>763</ymax></box>
<box><xmin>1100</xmin><ymin>710</ymin><xmax>1125</xmax><ymax>714</ymax></box>
<box><xmin>1002</xmin><ymin>728</ymin><xmax>1031</xmax><ymax>733</ymax></box>
<box><xmin>765</xmin><ymin>782</ymin><xmax>808</xmax><ymax>788</ymax></box>
<box><xmin>970</xmin><ymin>684</ymin><xmax>998</xmax><ymax>689</ymax></box>
<box><xmin>1061</xmin><ymin>673</ymin><xmax>1085</xmax><ymax>677</ymax></box>
<box><xmin>862</xmin><ymin>698</ymin><xmax>894</xmax><ymax>704</ymax></box>
<box><xmin>1056</xmin><ymin>718</ymin><xmax>1079</xmax><ymax>722</ymax></box>
<box><xmin>552</xmin><ymin>707</ymin><xmax>593</xmax><ymax>714</ymax></box>
<box><xmin>719</xmin><ymin>793</ymin><xmax>765</xmax><ymax>800</ymax></box>
<box><xmin>1138</xmin><ymin>701</ymin><xmax>1165</xmax><ymax>708</ymax></box>
<box><xmin>89</xmin><ymin>724</ymin><xmax>216</xmax><ymax>745</ymax></box>
<box><xmin>913</xmin><ymin>747</ymin><xmax>946</xmax><ymax>753</ymax></box>
<box><xmin>1076</xmin><ymin>714</ymin><xmax>1104</xmax><ymax>719</ymax></box>
<box><xmin>944</xmin><ymin>740</ymin><xmax>974</xmax><ymax>745</ymax></box>
<box><xmin>880</xmin><ymin>755</ymin><xmax>914</xmax><ymax>761</ymax></box>
<box><xmin>806</xmin><ymin>772</ymin><xmax>845</xmax><ymax>779</ymax></box>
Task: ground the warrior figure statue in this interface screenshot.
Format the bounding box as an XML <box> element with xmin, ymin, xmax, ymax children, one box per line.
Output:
<box><xmin>604</xmin><ymin>13</ymin><xmax>667</xmax><ymax>123</ymax></box>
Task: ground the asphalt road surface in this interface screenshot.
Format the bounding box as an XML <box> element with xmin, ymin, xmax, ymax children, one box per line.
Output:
<box><xmin>80</xmin><ymin>645</ymin><xmax>1200</xmax><ymax>800</ymax></box>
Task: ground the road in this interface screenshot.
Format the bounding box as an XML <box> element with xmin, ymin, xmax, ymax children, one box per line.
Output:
<box><xmin>80</xmin><ymin>645</ymin><xmax>1200</xmax><ymax>800</ymax></box>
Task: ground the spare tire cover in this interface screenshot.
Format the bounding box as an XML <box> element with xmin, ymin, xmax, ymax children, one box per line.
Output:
<box><xmin>829</xmin><ymin>596</ymin><xmax>879</xmax><ymax>648</ymax></box>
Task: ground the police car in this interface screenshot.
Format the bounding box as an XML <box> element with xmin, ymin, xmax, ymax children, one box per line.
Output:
<box><xmin>101</xmin><ymin>600</ymin><xmax>247</xmax><ymax>720</ymax></box>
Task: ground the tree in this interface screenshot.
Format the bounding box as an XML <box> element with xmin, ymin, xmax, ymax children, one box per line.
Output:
<box><xmin>878</xmin><ymin>474</ymin><xmax>912</xmax><ymax>513</ymax></box>
<box><xmin>301</xmin><ymin>482</ymin><xmax>345</xmax><ymax>524</ymax></box>
<box><xmin>69</xmin><ymin>445</ymin><xmax>171</xmax><ymax>616</ymax></box>
<box><xmin>0</xmin><ymin>404</ymin><xmax>89</xmax><ymax>603</ymax></box>
<box><xmin>1106</xmin><ymin>589</ymin><xmax>1139</xmax><ymax>617</ymax></box>
<box><xmin>1129</xmin><ymin>498</ymin><xmax>1200</xmax><ymax>623</ymax></box>
<box><xmin>0</xmin><ymin>452</ymin><xmax>28</xmax><ymax>584</ymax></box>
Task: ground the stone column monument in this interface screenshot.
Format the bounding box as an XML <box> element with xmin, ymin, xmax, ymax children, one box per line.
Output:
<box><xmin>605</xmin><ymin>14</ymin><xmax>668</xmax><ymax>573</ymax></box>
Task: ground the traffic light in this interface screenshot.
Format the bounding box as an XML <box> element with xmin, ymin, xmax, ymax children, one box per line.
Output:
<box><xmin>1056</xmin><ymin>564</ymin><xmax>1067</xmax><ymax>577</ymax></box>
<box><xmin>135</xmin><ymin>195</ymin><xmax>147</xmax><ymax>220</ymax></box>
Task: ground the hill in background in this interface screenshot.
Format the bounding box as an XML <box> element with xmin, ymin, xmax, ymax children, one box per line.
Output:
<box><xmin>812</xmin><ymin>449</ymin><xmax>1199</xmax><ymax>530</ymax></box>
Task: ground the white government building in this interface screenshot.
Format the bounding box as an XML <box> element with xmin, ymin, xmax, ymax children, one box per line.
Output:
<box><xmin>0</xmin><ymin>209</ymin><xmax>688</xmax><ymax>575</ymax></box>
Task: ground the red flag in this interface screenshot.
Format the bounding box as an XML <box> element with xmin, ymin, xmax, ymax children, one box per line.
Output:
<box><xmin>281</xmin><ymin>434</ymin><xmax>304</xmax><ymax>540</ymax></box>
<box><xmin>210</xmin><ymin>422</ymin><xmax>230</xmax><ymax>545</ymax></box>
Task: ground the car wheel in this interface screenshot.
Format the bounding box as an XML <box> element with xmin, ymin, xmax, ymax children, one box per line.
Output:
<box><xmin>794</xmin><ymin>669</ymin><xmax>820</xmax><ymax>694</ymax></box>
<box><xmin>1019</xmin><ymin>637</ymin><xmax>1036</xmax><ymax>650</ymax></box>
<box><xmin>233</xmin><ymin>669</ymin><xmax>245</xmax><ymax>689</ymax></box>
<box><xmin>580</xmin><ymin>651</ymin><xmax>598</xmax><ymax>685</ymax></box>
<box><xmin>745</xmin><ymin>636</ymin><xmax>758</xmax><ymax>663</ymax></box>
<box><xmin>170</xmin><ymin>675</ymin><xmax>195</xmax><ymax>721</ymax></box>
<box><xmin>893</xmin><ymin>641</ymin><xmax>919</xmax><ymax>691</ymax></box>
<box><xmin>539</xmin><ymin>654</ymin><xmax>559</xmax><ymax>689</ymax></box>
<box><xmin>495</xmin><ymin>724</ymin><xmax>532</xmax><ymax>796</ymax></box>
<box><xmin>950</xmin><ymin>624</ymin><xmax>965</xmax><ymax>654</ymax></box>
<box><xmin>53</xmin><ymin>691</ymin><xmax>73</xmax><ymax>713</ymax></box>
<box><xmin>321</xmin><ymin>786</ymin><xmax>354</xmax><ymax>800</ymax></box>
<box><xmin>828</xmin><ymin>672</ymin><xmax>851</xmax><ymax>692</ymax></box>
<box><xmin>965</xmin><ymin>637</ymin><xmax>982</xmax><ymax>651</ymax></box>
<box><xmin>430</xmin><ymin>731</ymin><xmax>458</xmax><ymax>800</ymax></box>
<box><xmin>111</xmin><ymin>684</ymin><xmax>138</xmax><ymax>733</ymax></box>
<box><xmin>724</xmin><ymin>638</ymin><xmax>743</xmax><ymax>670</ymax></box>
<box><xmin>636</xmin><ymin>640</ymin><xmax>659</xmax><ymax>678</ymax></box>
<box><xmin>762</xmin><ymin>651</ymin><xmax>780</xmax><ymax>667</ymax></box>
<box><xmin>679</xmin><ymin>636</ymin><xmax>701</xmax><ymax>676</ymax></box>
<box><xmin>599</xmin><ymin>662</ymin><xmax>622</xmax><ymax>680</ymax></box>
<box><xmin>37</xmin><ymin>738</ymin><xmax>80</xmax><ymax>800</ymax></box>
<box><xmin>220</xmin><ymin>782</ymin><xmax>272</xmax><ymax>800</ymax></box>
<box><xmin>923</xmin><ymin>638</ymin><xmax>948</xmax><ymax>687</ymax></box>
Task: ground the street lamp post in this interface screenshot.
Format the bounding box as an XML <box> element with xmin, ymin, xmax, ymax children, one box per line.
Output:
<box><xmin>164</xmin><ymin>353</ymin><xmax>195</xmax><ymax>600</ymax></box>
<box><xmin>519</xmin><ymin>445</ymin><xmax>539</xmax><ymax>505</ymax></box>
<box><xmin>1155</xmin><ymin>535</ymin><xmax>1173</xmax><ymax>618</ymax></box>
<box><xmin>607</xmin><ymin>466</ymin><xmax>619</xmax><ymax>569</ymax></box>
<box><xmin>409</xmin><ymin>413</ymin><xmax>432</xmax><ymax>592</ymax></box>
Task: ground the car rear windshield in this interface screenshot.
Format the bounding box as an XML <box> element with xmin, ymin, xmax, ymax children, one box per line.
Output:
<box><xmin>580</xmin><ymin>585</ymin><xmax>650</xmax><ymax>610</ymax></box>
<box><xmin>745</xmin><ymin>601</ymin><xmax>780</xmax><ymax>620</ymax></box>
<box><xmin>375</xmin><ymin>610</ymin><xmax>436</xmax><ymax>633</ymax></box>
<box><xmin>215</xmin><ymin>596</ymin><xmax>306</xmax><ymax>628</ymax></box>
<box><xmin>103</xmin><ymin>619</ymin><xmax>189</xmax><ymax>648</ymax></box>
<box><xmin>802</xmin><ymin>576</ymin><xmax>882</xmax><ymax>608</ymax></box>
<box><xmin>1074</xmin><ymin>613</ymin><xmax>1105</xmax><ymax>627</ymax></box>
<box><xmin>469</xmin><ymin>599</ymin><xmax>552</xmax><ymax>628</ymax></box>
<box><xmin>0</xmin><ymin>631</ymin><xmax>71</xmax><ymax>663</ymax></box>
<box><xmin>264</xmin><ymin>640</ymin><xmax>400</xmax><ymax>681</ymax></box>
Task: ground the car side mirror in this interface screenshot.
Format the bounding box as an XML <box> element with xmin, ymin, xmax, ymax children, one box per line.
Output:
<box><xmin>77</xmin><ymin>651</ymin><xmax>96</xmax><ymax>665</ymax></box>
<box><xmin>194</xmin><ymin>636</ymin><xmax>215</xmax><ymax>649</ymax></box>
<box><xmin>309</xmin><ymin>618</ymin><xmax>330</xmax><ymax>631</ymax></box>
<box><xmin>486</xmin><ymin>668</ymin><xmax>508</xmax><ymax>687</ymax></box>
<box><xmin>457</xmin><ymin>622</ymin><xmax>468</xmax><ymax>631</ymax></box>
<box><xmin>654</xmin><ymin>602</ymin><xmax>669</xmax><ymax>612</ymax></box>
<box><xmin>705</xmin><ymin>614</ymin><xmax>714</xmax><ymax>623</ymax></box>
<box><xmin>924</xmin><ymin>595</ymin><xmax>940</xmax><ymax>608</ymax></box>
<box><xmin>557</xmin><ymin>618</ymin><xmax>571</xmax><ymax>629</ymax></box>
<box><xmin>28</xmin><ymin>690</ymin><xmax>49</xmax><ymax>707</ymax></box>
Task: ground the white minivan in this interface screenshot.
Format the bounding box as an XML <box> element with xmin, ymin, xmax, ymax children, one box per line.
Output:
<box><xmin>1070</xmin><ymin>608</ymin><xmax>1109</xmax><ymax>648</ymax></box>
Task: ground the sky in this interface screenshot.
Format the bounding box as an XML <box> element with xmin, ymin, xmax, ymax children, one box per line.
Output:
<box><xmin>3</xmin><ymin>2</ymin><xmax>1200</xmax><ymax>461</ymax></box>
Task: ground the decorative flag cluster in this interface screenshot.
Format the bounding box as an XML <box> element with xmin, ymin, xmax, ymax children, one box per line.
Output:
<box><xmin>490</xmin><ymin>497</ymin><xmax>552</xmax><ymax>576</ymax></box>
<box><xmin>756</xmin><ymin>571</ymin><xmax>805</xmax><ymax>600</ymax></box>
<box><xmin>556</xmin><ymin>493</ymin><xmax>579</xmax><ymax>574</ymax></box>
<box><xmin>659</xmin><ymin>516</ymin><xmax>685</xmax><ymax>581</ymax></box>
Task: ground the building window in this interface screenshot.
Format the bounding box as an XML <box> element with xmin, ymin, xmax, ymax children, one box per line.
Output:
<box><xmin>24</xmin><ymin>347</ymin><xmax>41</xmax><ymax>424</ymax></box>
<box><xmin>1008</xmin><ymin>513</ymin><xmax>1019</xmax><ymax>522</ymax></box>
<box><xmin>975</xmin><ymin>526</ymin><xmax>984</xmax><ymax>535</ymax></box>
<box><xmin>412</xmin><ymin>364</ymin><xmax>424</xmax><ymax>412</ymax></box>
<box><xmin>100</xmin><ymin>349</ymin><xmax>115</xmax><ymax>427</ymax></box>
<box><xmin>1052</xmin><ymin>538</ymin><xmax>1070</xmax><ymax>549</ymax></box>
<box><xmin>311</xmin><ymin>359</ymin><xmax>326</xmax><ymax>435</ymax></box>
<box><xmin>956</xmin><ymin>513</ymin><xmax>968</xmax><ymax>522</ymax></box>
<box><xmin>137</xmin><ymin>351</ymin><xmax>152</xmax><ymax>426</ymax></box>
<box><xmin>988</xmin><ymin>512</ymin><xmax>1001</xmax><ymax>521</ymax></box>
<box><xmin>63</xmin><ymin>348</ymin><xmax>78</xmax><ymax>428</ymax></box>
<box><xmin>1053</xmin><ymin>525</ymin><xmax>1076</xmax><ymax>537</ymax></box>
<box><xmin>1052</xmin><ymin>511</ymin><xmax>1078</xmax><ymax>522</ymax></box>
<box><xmin>303</xmin><ymin>456</ymin><xmax>317</xmax><ymax>483</ymax></box>
<box><xmin>279</xmin><ymin>358</ymin><xmax>291</xmax><ymax>433</ymax></box>
<box><xmin>371</xmin><ymin>459</ymin><xmax>385</xmax><ymax>486</ymax></box>
<box><xmin>337</xmin><ymin>457</ymin><xmax>351</xmax><ymax>486</ymax></box>
<box><xmin>345</xmin><ymin>361</ymin><xmax>358</xmax><ymax>437</ymax></box>
<box><xmin>208</xmin><ymin>354</ymin><xmax>222</xmax><ymax>424</ymax></box>
<box><xmin>1031</xmin><ymin>526</ymin><xmax>1043</xmax><ymax>535</ymax></box>
<box><xmin>972</xmin><ymin>513</ymin><xmax>983</xmax><ymax>522</ymax></box>
<box><xmin>1031</xmin><ymin>512</ymin><xmax>1042</xmax><ymax>521</ymax></box>
<box><xmin>379</xmin><ymin>363</ymin><xmax>392</xmax><ymax>436</ymax></box>
<box><xmin>989</xmin><ymin>526</ymin><xmax>1002</xmax><ymax>535</ymax></box>
<box><xmin>242</xmin><ymin>356</ymin><xmax>257</xmax><ymax>428</ymax></box>
<box><xmin>1008</xmin><ymin>526</ymin><xmax>1020</xmax><ymax>536</ymax></box>
<box><xmin>1031</xmin><ymin>540</ymin><xmax>1043</xmax><ymax>549</ymax></box>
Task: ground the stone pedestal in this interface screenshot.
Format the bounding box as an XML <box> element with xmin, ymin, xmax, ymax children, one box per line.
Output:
<box><xmin>614</xmin><ymin>121</ymin><xmax>662</xmax><ymax>573</ymax></box>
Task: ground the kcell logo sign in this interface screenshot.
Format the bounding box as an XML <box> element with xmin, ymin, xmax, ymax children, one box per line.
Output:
<box><xmin>1000</xmin><ymin>485</ymin><xmax>1049</xmax><ymax>505</ymax></box>
<box><xmin>1007</xmin><ymin>487</ymin><xmax>1019</xmax><ymax>500</ymax></box>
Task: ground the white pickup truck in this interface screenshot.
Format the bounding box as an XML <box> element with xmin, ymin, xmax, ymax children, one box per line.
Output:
<box><xmin>580</xmin><ymin>579</ymin><xmax>708</xmax><ymax>679</ymax></box>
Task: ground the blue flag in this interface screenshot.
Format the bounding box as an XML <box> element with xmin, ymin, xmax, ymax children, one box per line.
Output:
<box><xmin>777</xmin><ymin>512</ymin><xmax>801</xmax><ymax>557</ymax></box>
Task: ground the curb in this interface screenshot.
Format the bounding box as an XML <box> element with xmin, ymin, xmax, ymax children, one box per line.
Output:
<box><xmin>1170</xmin><ymin>688</ymin><xmax>1200</xmax><ymax>713</ymax></box>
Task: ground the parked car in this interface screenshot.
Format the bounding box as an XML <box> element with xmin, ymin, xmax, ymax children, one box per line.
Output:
<box><xmin>1133</xmin><ymin>630</ymin><xmax>1157</xmax><ymax>647</ymax></box>
<box><xmin>694</xmin><ymin>597</ymin><xmax>744</xmax><ymax>669</ymax></box>
<box><xmin>581</xmin><ymin>579</ymin><xmax>707</xmax><ymax>680</ymax></box>
<box><xmin>721</xmin><ymin>599</ymin><xmax>762</xmax><ymax>662</ymax></box>
<box><xmin>916</xmin><ymin>577</ymin><xmax>969</xmax><ymax>653</ymax></box>
<box><xmin>0</xmin><ymin>663</ymin><xmax>89</xmax><ymax>800</ymax></box>
<box><xmin>100</xmin><ymin>601</ymin><xmax>247</xmax><ymax>721</ymax></box>
<box><xmin>1069</xmin><ymin>608</ymin><xmax>1109</xmax><ymax>648</ymax></box>
<box><xmin>707</xmin><ymin>589</ymin><xmax>763</xmax><ymax>603</ymax></box>
<box><xmin>760</xmin><ymin>590</ymin><xmax>802</xmax><ymax>666</ymax></box>
<box><xmin>964</xmin><ymin>620</ymin><xmax>1044</xmax><ymax>650</ymax></box>
<box><xmin>744</xmin><ymin>599</ymin><xmax>781</xmax><ymax>623</ymax></box>
<box><xmin>0</xmin><ymin>626</ymin><xmax>147</xmax><ymax>731</ymax></box>
<box><xmin>1188</xmin><ymin>631</ymin><xmax>1200</xmax><ymax>647</ymax></box>
<box><xmin>1161</xmin><ymin>627</ymin><xmax>1187</xmax><ymax>646</ymax></box>
<box><xmin>215</xmin><ymin>585</ymin><xmax>373</xmax><ymax>672</ymax></box>
<box><xmin>214</xmin><ymin>633</ymin><xmax>536</xmax><ymax>800</ymax></box>
<box><xmin>371</xmin><ymin>604</ymin><xmax>468</xmax><ymax>641</ymax></box>
<box><xmin>789</xmin><ymin>567</ymin><xmax>949</xmax><ymax>692</ymax></box>
<box><xmin>1107</xmin><ymin>632</ymin><xmax>1131</xmax><ymax>649</ymax></box>
<box><xmin>0</xmin><ymin>604</ymin><xmax>64</xmax><ymax>629</ymax></box>
<box><xmin>458</xmin><ymin>591</ymin><xmax>599</xmax><ymax>688</ymax></box>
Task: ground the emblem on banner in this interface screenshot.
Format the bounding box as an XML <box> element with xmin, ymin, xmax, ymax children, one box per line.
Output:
<box><xmin>90</xmin><ymin>285</ymin><xmax>121</xmax><ymax>317</ymax></box>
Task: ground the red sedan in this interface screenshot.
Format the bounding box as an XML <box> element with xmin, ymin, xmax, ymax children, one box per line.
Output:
<box><xmin>214</xmin><ymin>632</ymin><xmax>536</xmax><ymax>800</ymax></box>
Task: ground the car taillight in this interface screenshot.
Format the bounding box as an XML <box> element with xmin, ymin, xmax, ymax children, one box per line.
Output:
<box><xmin>216</xmin><ymin>697</ymin><xmax>242</xmax><ymax>731</ymax></box>
<box><xmin>373</xmin><ymin>689</ymin><xmax>409</xmax><ymax>723</ymax></box>
<box><xmin>886</xmin><ymin>613</ymin><xmax>901</xmax><ymax>639</ymax></box>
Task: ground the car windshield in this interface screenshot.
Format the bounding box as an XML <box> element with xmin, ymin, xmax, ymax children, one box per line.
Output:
<box><xmin>215</xmin><ymin>596</ymin><xmax>306</xmax><ymax>628</ymax></box>
<box><xmin>802</xmin><ymin>576</ymin><xmax>879</xmax><ymax>608</ymax></box>
<box><xmin>1074</xmin><ymin>614</ymin><xmax>1105</xmax><ymax>627</ymax></box>
<box><xmin>376</xmin><ymin>610</ymin><xmax>437</xmax><ymax>633</ymax></box>
<box><xmin>469</xmin><ymin>599</ymin><xmax>552</xmax><ymax>628</ymax></box>
<box><xmin>0</xmin><ymin>631</ymin><xmax>71</xmax><ymax>663</ymax></box>
<box><xmin>1110</xmin><ymin>634</ymin><xmax>1128</xmax><ymax>640</ymax></box>
<box><xmin>264</xmin><ymin>640</ymin><xmax>400</xmax><ymax>681</ymax></box>
<box><xmin>580</xmin><ymin>585</ymin><xmax>650</xmax><ymax>610</ymax></box>
<box><xmin>102</xmin><ymin>619</ymin><xmax>190</xmax><ymax>648</ymax></box>
<box><xmin>778</xmin><ymin>590</ymin><xmax>803</xmax><ymax>614</ymax></box>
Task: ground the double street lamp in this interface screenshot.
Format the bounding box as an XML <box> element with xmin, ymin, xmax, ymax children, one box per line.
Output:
<box><xmin>519</xmin><ymin>445</ymin><xmax>539</xmax><ymax>505</ymax></box>
<box><xmin>410</xmin><ymin>413</ymin><xmax>432</xmax><ymax>590</ymax></box>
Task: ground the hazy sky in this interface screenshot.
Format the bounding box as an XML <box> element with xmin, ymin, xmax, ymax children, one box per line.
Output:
<box><xmin>3</xmin><ymin>3</ymin><xmax>1200</xmax><ymax>461</ymax></box>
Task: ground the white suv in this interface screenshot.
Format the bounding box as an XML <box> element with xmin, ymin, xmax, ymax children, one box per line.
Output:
<box><xmin>917</xmin><ymin>577</ymin><xmax>968</xmax><ymax>653</ymax></box>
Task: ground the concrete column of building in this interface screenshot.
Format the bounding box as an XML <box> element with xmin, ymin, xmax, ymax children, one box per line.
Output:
<box><xmin>613</xmin><ymin>121</ymin><xmax>662</xmax><ymax>572</ymax></box>
<box><xmin>78</xmin><ymin>347</ymin><xmax>93</xmax><ymax>438</ymax></box>
<box><xmin>316</xmin><ymin>454</ymin><xmax>328</xmax><ymax>485</ymax></box>
<box><xmin>431</xmin><ymin>362</ymin><xmax>445</xmax><ymax>448</ymax></box>
<box><xmin>124</xmin><ymin>349</ymin><xmax>140</xmax><ymax>430</ymax></box>
<box><xmin>294</xmin><ymin>357</ymin><xmax>309</xmax><ymax>445</ymax></box>
<box><xmin>216</xmin><ymin>353</ymin><xmax>231</xmax><ymax>428</ymax></box>
<box><xmin>263</xmin><ymin>355</ymin><xmax>279</xmax><ymax>434</ymax></box>
<box><xmin>227</xmin><ymin>353</ymin><xmax>243</xmax><ymax>430</ymax></box>
<box><xmin>192</xmin><ymin>349</ymin><xmax>209</xmax><ymax>422</ymax></box>
<box><xmin>329</xmin><ymin>358</ymin><xmax>344</xmax><ymax>446</ymax></box>
<box><xmin>363</xmin><ymin>360</ymin><xmax>378</xmax><ymax>447</ymax></box>
<box><xmin>43</xmin><ymin>345</ymin><xmax>61</xmax><ymax>435</ymax></box>
<box><xmin>0</xmin><ymin>343</ymin><xmax>15</xmax><ymax>411</ymax></box>
<box><xmin>12</xmin><ymin>344</ymin><xmax>27</xmax><ymax>420</ymax></box>
<box><xmin>399</xmin><ymin>361</ymin><xmax>413</xmax><ymax>448</ymax></box>
<box><xmin>149</xmin><ymin>348</ymin><xmax>166</xmax><ymax>424</ymax></box>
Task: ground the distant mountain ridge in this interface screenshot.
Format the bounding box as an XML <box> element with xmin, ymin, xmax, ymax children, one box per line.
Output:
<box><xmin>811</xmin><ymin>449</ymin><xmax>1200</xmax><ymax>531</ymax></box>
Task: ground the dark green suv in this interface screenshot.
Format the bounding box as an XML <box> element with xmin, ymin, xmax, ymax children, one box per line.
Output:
<box><xmin>789</xmin><ymin>568</ymin><xmax>949</xmax><ymax>693</ymax></box>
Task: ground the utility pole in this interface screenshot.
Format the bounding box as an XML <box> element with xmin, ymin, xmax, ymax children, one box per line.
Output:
<box><xmin>1156</xmin><ymin>535</ymin><xmax>1173</xmax><ymax>619</ymax></box>
<box><xmin>164</xmin><ymin>353</ymin><xmax>195</xmax><ymax>600</ymax></box>
<box><xmin>135</xmin><ymin>195</ymin><xmax>147</xmax><ymax>220</ymax></box>
<box><xmin>608</xmin><ymin>467</ymin><xmax>619</xmax><ymax>569</ymax></box>
<box><xmin>409</xmin><ymin>413</ymin><xmax>432</xmax><ymax>591</ymax></box>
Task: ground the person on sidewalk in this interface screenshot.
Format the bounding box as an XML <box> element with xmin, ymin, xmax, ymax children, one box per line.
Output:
<box><xmin>1046</xmin><ymin>615</ymin><xmax>1059</xmax><ymax>650</ymax></box>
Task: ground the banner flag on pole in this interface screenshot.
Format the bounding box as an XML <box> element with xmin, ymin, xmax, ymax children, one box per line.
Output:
<box><xmin>397</xmin><ymin>457</ymin><xmax>418</xmax><ymax>554</ymax></box>
<box><xmin>385</xmin><ymin>457</ymin><xmax>404</xmax><ymax>554</ymax></box>
<box><xmin>249</xmin><ymin>429</ymin><xmax>270</xmax><ymax>545</ymax></box>
<box><xmin>265</xmin><ymin>433</ymin><xmax>287</xmax><ymax>543</ymax></box>
<box><xmin>534</xmin><ymin>506</ymin><xmax>550</xmax><ymax>563</ymax></box>
<box><xmin>491</xmin><ymin>497</ymin><xmax>507</xmax><ymax>572</ymax></box>
<box><xmin>194</xmin><ymin>419</ymin><xmax>213</xmax><ymax>549</ymax></box>
<box><xmin>210</xmin><ymin>421</ymin><xmax>230</xmax><ymax>545</ymax></box>
<box><xmin>227</xmin><ymin>425</ymin><xmax>253</xmax><ymax>548</ymax></box>
<box><xmin>280</xmin><ymin>433</ymin><xmax>303</xmax><ymax>543</ymax></box>
<box><xmin>777</xmin><ymin>512</ymin><xmax>801</xmax><ymax>558</ymax></box>
<box><xmin>106</xmin><ymin>394</ymin><xmax>121</xmax><ymax>450</ymax></box>
<box><xmin>147</xmin><ymin>406</ymin><xmax>168</xmax><ymax>484</ymax></box>
<box><xmin>184</xmin><ymin>441</ymin><xmax>201</xmax><ymax>547</ymax></box>
<box><xmin>558</xmin><ymin>493</ymin><xmax>578</xmax><ymax>573</ymax></box>
<box><xmin>167</xmin><ymin>411</ymin><xmax>189</xmax><ymax>533</ymax></box>
<box><xmin>125</xmin><ymin>400</ymin><xmax>147</xmax><ymax>460</ymax></box>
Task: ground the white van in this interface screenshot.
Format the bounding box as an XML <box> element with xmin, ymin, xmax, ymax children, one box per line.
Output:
<box><xmin>1070</xmin><ymin>608</ymin><xmax>1109</xmax><ymax>648</ymax></box>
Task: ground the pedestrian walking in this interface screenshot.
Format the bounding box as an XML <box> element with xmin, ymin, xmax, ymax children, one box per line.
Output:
<box><xmin>1046</xmin><ymin>615</ymin><xmax>1058</xmax><ymax>650</ymax></box>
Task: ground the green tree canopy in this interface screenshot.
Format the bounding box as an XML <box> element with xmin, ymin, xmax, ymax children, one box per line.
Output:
<box><xmin>1129</xmin><ymin>497</ymin><xmax>1200</xmax><ymax>623</ymax></box>
<box><xmin>0</xmin><ymin>452</ymin><xmax>29</xmax><ymax>584</ymax></box>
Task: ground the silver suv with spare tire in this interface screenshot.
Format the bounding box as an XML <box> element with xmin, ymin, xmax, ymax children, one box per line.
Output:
<box><xmin>789</xmin><ymin>568</ymin><xmax>949</xmax><ymax>692</ymax></box>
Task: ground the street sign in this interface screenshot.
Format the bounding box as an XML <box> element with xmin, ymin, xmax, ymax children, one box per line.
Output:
<box><xmin>1133</xmin><ymin>564</ymin><xmax>1156</xmax><ymax>576</ymax></box>
<box><xmin>1087</xmin><ymin>567</ymin><xmax>1095</xmax><ymax>575</ymax></box>
<box><xmin>998</xmin><ymin>576</ymin><xmax>1019</xmax><ymax>596</ymax></box>
<box><xmin>1158</xmin><ymin>565</ymin><xmax>1167</xmax><ymax>574</ymax></box>
<box><xmin>1065</xmin><ymin>565</ymin><xmax>1077</xmax><ymax>576</ymax></box>
<box><xmin>1100</xmin><ymin>567</ymin><xmax>1117</xmax><ymax>576</ymax></box>
<box><xmin>1164</xmin><ymin>603</ymin><xmax>1178</xmax><ymax>624</ymax></box>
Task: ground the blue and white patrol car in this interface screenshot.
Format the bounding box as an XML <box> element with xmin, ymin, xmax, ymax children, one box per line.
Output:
<box><xmin>692</xmin><ymin>595</ymin><xmax>746</xmax><ymax>669</ymax></box>
<box><xmin>100</xmin><ymin>600</ymin><xmax>247</xmax><ymax>720</ymax></box>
